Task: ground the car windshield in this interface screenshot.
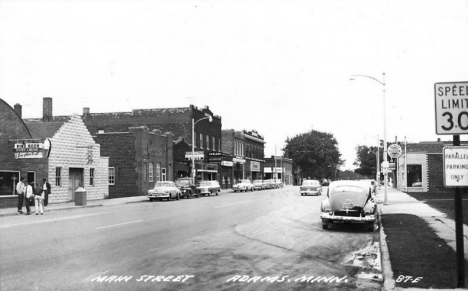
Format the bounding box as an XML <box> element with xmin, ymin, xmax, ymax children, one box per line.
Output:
<box><xmin>253</xmin><ymin>180</ymin><xmax>262</xmax><ymax>184</ymax></box>
<box><xmin>240</xmin><ymin>180</ymin><xmax>251</xmax><ymax>183</ymax></box>
<box><xmin>303</xmin><ymin>180</ymin><xmax>320</xmax><ymax>186</ymax></box>
<box><xmin>155</xmin><ymin>182</ymin><xmax>173</xmax><ymax>188</ymax></box>
<box><xmin>199</xmin><ymin>181</ymin><xmax>212</xmax><ymax>186</ymax></box>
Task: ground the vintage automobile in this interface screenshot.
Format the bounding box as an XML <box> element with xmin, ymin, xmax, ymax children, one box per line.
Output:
<box><xmin>148</xmin><ymin>181</ymin><xmax>181</xmax><ymax>201</ymax></box>
<box><xmin>300</xmin><ymin>179</ymin><xmax>322</xmax><ymax>196</ymax></box>
<box><xmin>320</xmin><ymin>180</ymin><xmax>376</xmax><ymax>231</ymax></box>
<box><xmin>175</xmin><ymin>177</ymin><xmax>199</xmax><ymax>198</ymax></box>
<box><xmin>252</xmin><ymin>180</ymin><xmax>265</xmax><ymax>190</ymax></box>
<box><xmin>196</xmin><ymin>180</ymin><xmax>221</xmax><ymax>196</ymax></box>
<box><xmin>263</xmin><ymin>179</ymin><xmax>274</xmax><ymax>189</ymax></box>
<box><xmin>232</xmin><ymin>179</ymin><xmax>254</xmax><ymax>192</ymax></box>
<box><xmin>272</xmin><ymin>179</ymin><xmax>284</xmax><ymax>188</ymax></box>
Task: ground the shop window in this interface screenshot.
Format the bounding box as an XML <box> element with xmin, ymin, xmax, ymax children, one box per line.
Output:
<box><xmin>407</xmin><ymin>165</ymin><xmax>422</xmax><ymax>187</ymax></box>
<box><xmin>162</xmin><ymin>168</ymin><xmax>166</xmax><ymax>181</ymax></box>
<box><xmin>149</xmin><ymin>162</ymin><xmax>154</xmax><ymax>182</ymax></box>
<box><xmin>55</xmin><ymin>167</ymin><xmax>62</xmax><ymax>186</ymax></box>
<box><xmin>0</xmin><ymin>171</ymin><xmax>20</xmax><ymax>196</ymax></box>
<box><xmin>156</xmin><ymin>163</ymin><xmax>161</xmax><ymax>182</ymax></box>
<box><xmin>109</xmin><ymin>167</ymin><xmax>115</xmax><ymax>185</ymax></box>
<box><xmin>90</xmin><ymin>168</ymin><xmax>95</xmax><ymax>186</ymax></box>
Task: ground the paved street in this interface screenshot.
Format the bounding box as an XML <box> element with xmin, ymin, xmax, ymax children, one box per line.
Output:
<box><xmin>0</xmin><ymin>186</ymin><xmax>381</xmax><ymax>291</ymax></box>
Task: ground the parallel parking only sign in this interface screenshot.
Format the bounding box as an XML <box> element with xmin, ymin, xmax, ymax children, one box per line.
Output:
<box><xmin>443</xmin><ymin>146</ymin><xmax>468</xmax><ymax>187</ymax></box>
<box><xmin>435</xmin><ymin>81</ymin><xmax>468</xmax><ymax>135</ymax></box>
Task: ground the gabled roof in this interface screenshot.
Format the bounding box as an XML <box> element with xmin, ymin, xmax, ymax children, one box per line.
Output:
<box><xmin>25</xmin><ymin>121</ymin><xmax>67</xmax><ymax>139</ymax></box>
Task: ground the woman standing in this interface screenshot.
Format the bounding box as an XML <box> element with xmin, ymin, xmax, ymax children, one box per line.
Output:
<box><xmin>34</xmin><ymin>183</ymin><xmax>44</xmax><ymax>215</ymax></box>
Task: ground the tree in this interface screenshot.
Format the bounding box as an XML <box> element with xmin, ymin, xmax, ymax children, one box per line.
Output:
<box><xmin>283</xmin><ymin>130</ymin><xmax>343</xmax><ymax>180</ymax></box>
<box><xmin>353</xmin><ymin>145</ymin><xmax>383</xmax><ymax>178</ymax></box>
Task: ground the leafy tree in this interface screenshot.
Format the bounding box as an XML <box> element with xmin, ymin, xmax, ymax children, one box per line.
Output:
<box><xmin>353</xmin><ymin>145</ymin><xmax>383</xmax><ymax>178</ymax></box>
<box><xmin>283</xmin><ymin>130</ymin><xmax>343</xmax><ymax>180</ymax></box>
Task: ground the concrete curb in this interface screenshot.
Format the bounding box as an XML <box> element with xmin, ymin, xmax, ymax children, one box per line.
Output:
<box><xmin>378</xmin><ymin>204</ymin><xmax>396</xmax><ymax>291</ymax></box>
<box><xmin>0</xmin><ymin>204</ymin><xmax>105</xmax><ymax>217</ymax></box>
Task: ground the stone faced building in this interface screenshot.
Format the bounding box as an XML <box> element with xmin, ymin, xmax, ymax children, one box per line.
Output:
<box><xmin>0</xmin><ymin>98</ymin><xmax>109</xmax><ymax>207</ymax></box>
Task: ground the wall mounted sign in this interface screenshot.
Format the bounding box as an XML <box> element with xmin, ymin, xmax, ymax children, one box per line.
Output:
<box><xmin>13</xmin><ymin>139</ymin><xmax>51</xmax><ymax>159</ymax></box>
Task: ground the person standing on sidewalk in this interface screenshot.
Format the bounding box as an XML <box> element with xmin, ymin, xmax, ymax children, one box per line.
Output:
<box><xmin>16</xmin><ymin>177</ymin><xmax>26</xmax><ymax>214</ymax></box>
<box><xmin>42</xmin><ymin>178</ymin><xmax>51</xmax><ymax>207</ymax></box>
<box><xmin>23</xmin><ymin>181</ymin><xmax>33</xmax><ymax>215</ymax></box>
<box><xmin>34</xmin><ymin>183</ymin><xmax>44</xmax><ymax>215</ymax></box>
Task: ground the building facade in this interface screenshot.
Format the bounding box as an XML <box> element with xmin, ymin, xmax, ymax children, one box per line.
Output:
<box><xmin>396</xmin><ymin>140</ymin><xmax>466</xmax><ymax>194</ymax></box>
<box><xmin>94</xmin><ymin>126</ymin><xmax>174</xmax><ymax>198</ymax></box>
<box><xmin>81</xmin><ymin>105</ymin><xmax>222</xmax><ymax>185</ymax></box>
<box><xmin>0</xmin><ymin>98</ymin><xmax>109</xmax><ymax>208</ymax></box>
<box><xmin>264</xmin><ymin>156</ymin><xmax>294</xmax><ymax>185</ymax></box>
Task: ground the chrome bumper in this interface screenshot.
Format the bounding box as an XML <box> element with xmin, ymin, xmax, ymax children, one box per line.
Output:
<box><xmin>320</xmin><ymin>212</ymin><xmax>375</xmax><ymax>223</ymax></box>
<box><xmin>148</xmin><ymin>193</ymin><xmax>168</xmax><ymax>198</ymax></box>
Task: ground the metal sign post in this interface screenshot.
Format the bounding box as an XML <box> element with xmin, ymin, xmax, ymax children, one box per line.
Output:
<box><xmin>435</xmin><ymin>81</ymin><xmax>468</xmax><ymax>288</ymax></box>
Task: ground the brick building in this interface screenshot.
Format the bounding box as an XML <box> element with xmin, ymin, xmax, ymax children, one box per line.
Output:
<box><xmin>0</xmin><ymin>98</ymin><xmax>109</xmax><ymax>208</ymax></box>
<box><xmin>396</xmin><ymin>140</ymin><xmax>467</xmax><ymax>194</ymax></box>
<box><xmin>81</xmin><ymin>105</ymin><xmax>222</xmax><ymax>184</ymax></box>
<box><xmin>222</xmin><ymin>129</ymin><xmax>246</xmax><ymax>184</ymax></box>
<box><xmin>264</xmin><ymin>155</ymin><xmax>294</xmax><ymax>185</ymax></box>
<box><xmin>94</xmin><ymin>127</ymin><xmax>173</xmax><ymax>198</ymax></box>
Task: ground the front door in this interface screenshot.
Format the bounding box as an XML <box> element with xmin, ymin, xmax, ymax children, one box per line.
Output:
<box><xmin>69</xmin><ymin>168</ymin><xmax>83</xmax><ymax>201</ymax></box>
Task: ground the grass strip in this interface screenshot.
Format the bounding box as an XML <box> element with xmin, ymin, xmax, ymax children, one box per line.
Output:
<box><xmin>382</xmin><ymin>213</ymin><xmax>468</xmax><ymax>289</ymax></box>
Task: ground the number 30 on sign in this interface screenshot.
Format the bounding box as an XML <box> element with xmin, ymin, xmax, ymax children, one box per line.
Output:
<box><xmin>434</xmin><ymin>81</ymin><xmax>468</xmax><ymax>135</ymax></box>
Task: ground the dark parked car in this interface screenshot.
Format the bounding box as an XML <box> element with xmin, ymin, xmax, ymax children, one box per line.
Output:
<box><xmin>175</xmin><ymin>178</ymin><xmax>199</xmax><ymax>198</ymax></box>
<box><xmin>320</xmin><ymin>180</ymin><xmax>376</xmax><ymax>231</ymax></box>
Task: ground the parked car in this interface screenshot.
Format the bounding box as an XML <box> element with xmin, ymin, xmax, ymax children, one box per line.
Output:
<box><xmin>148</xmin><ymin>181</ymin><xmax>181</xmax><ymax>201</ymax></box>
<box><xmin>320</xmin><ymin>180</ymin><xmax>376</xmax><ymax>231</ymax></box>
<box><xmin>196</xmin><ymin>180</ymin><xmax>221</xmax><ymax>196</ymax></box>
<box><xmin>360</xmin><ymin>179</ymin><xmax>378</xmax><ymax>195</ymax></box>
<box><xmin>175</xmin><ymin>177</ymin><xmax>199</xmax><ymax>198</ymax></box>
<box><xmin>233</xmin><ymin>179</ymin><xmax>254</xmax><ymax>192</ymax></box>
<box><xmin>253</xmin><ymin>180</ymin><xmax>265</xmax><ymax>190</ymax></box>
<box><xmin>273</xmin><ymin>179</ymin><xmax>284</xmax><ymax>188</ymax></box>
<box><xmin>263</xmin><ymin>179</ymin><xmax>274</xmax><ymax>189</ymax></box>
<box><xmin>300</xmin><ymin>179</ymin><xmax>322</xmax><ymax>196</ymax></box>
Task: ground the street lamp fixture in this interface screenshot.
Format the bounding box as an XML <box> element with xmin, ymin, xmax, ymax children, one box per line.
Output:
<box><xmin>350</xmin><ymin>73</ymin><xmax>388</xmax><ymax>204</ymax></box>
<box><xmin>192</xmin><ymin>114</ymin><xmax>213</xmax><ymax>185</ymax></box>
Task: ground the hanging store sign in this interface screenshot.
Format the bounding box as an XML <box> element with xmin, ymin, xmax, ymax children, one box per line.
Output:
<box><xmin>250</xmin><ymin>161</ymin><xmax>260</xmax><ymax>172</ymax></box>
<box><xmin>185</xmin><ymin>151</ymin><xmax>204</xmax><ymax>160</ymax></box>
<box><xmin>221</xmin><ymin>161</ymin><xmax>233</xmax><ymax>167</ymax></box>
<box><xmin>13</xmin><ymin>139</ymin><xmax>51</xmax><ymax>159</ymax></box>
<box><xmin>443</xmin><ymin>146</ymin><xmax>468</xmax><ymax>187</ymax></box>
<box><xmin>233</xmin><ymin>157</ymin><xmax>245</xmax><ymax>164</ymax></box>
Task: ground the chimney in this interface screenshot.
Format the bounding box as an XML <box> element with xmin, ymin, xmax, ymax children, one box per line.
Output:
<box><xmin>14</xmin><ymin>104</ymin><xmax>22</xmax><ymax>119</ymax></box>
<box><xmin>83</xmin><ymin>107</ymin><xmax>90</xmax><ymax>115</ymax></box>
<box><xmin>43</xmin><ymin>97</ymin><xmax>52</xmax><ymax>122</ymax></box>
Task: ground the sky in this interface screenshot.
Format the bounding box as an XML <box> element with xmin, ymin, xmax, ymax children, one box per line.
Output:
<box><xmin>1</xmin><ymin>0</ymin><xmax>467</xmax><ymax>169</ymax></box>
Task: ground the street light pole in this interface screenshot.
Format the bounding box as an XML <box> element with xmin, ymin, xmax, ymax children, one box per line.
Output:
<box><xmin>192</xmin><ymin>115</ymin><xmax>212</xmax><ymax>185</ymax></box>
<box><xmin>350</xmin><ymin>73</ymin><xmax>388</xmax><ymax>204</ymax></box>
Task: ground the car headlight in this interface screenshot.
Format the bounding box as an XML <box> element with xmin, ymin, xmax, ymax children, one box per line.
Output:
<box><xmin>164</xmin><ymin>190</ymin><xmax>169</xmax><ymax>194</ymax></box>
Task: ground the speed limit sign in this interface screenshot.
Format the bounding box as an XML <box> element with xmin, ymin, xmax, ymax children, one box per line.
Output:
<box><xmin>434</xmin><ymin>81</ymin><xmax>468</xmax><ymax>135</ymax></box>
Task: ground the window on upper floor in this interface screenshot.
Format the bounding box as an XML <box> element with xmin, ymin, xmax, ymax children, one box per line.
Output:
<box><xmin>206</xmin><ymin>135</ymin><xmax>210</xmax><ymax>150</ymax></box>
<box><xmin>200</xmin><ymin>133</ymin><xmax>203</xmax><ymax>149</ymax></box>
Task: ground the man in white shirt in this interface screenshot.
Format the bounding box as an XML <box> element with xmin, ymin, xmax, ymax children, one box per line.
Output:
<box><xmin>16</xmin><ymin>177</ymin><xmax>31</xmax><ymax>214</ymax></box>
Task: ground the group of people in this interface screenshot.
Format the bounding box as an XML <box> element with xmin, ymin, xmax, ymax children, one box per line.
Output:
<box><xmin>16</xmin><ymin>177</ymin><xmax>51</xmax><ymax>215</ymax></box>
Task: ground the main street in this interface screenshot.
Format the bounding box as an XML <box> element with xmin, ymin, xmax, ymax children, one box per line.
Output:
<box><xmin>0</xmin><ymin>186</ymin><xmax>381</xmax><ymax>291</ymax></box>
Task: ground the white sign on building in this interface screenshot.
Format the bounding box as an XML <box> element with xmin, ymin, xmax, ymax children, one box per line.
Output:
<box><xmin>443</xmin><ymin>146</ymin><xmax>468</xmax><ymax>187</ymax></box>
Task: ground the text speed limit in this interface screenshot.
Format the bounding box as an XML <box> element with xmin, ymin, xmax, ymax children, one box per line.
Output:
<box><xmin>434</xmin><ymin>82</ymin><xmax>468</xmax><ymax>135</ymax></box>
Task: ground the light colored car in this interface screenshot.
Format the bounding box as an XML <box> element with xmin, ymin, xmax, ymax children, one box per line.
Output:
<box><xmin>148</xmin><ymin>181</ymin><xmax>181</xmax><ymax>201</ymax></box>
<box><xmin>272</xmin><ymin>179</ymin><xmax>284</xmax><ymax>188</ymax></box>
<box><xmin>196</xmin><ymin>180</ymin><xmax>221</xmax><ymax>196</ymax></box>
<box><xmin>320</xmin><ymin>180</ymin><xmax>376</xmax><ymax>231</ymax></box>
<box><xmin>253</xmin><ymin>180</ymin><xmax>265</xmax><ymax>190</ymax></box>
<box><xmin>300</xmin><ymin>179</ymin><xmax>322</xmax><ymax>196</ymax></box>
<box><xmin>233</xmin><ymin>179</ymin><xmax>254</xmax><ymax>192</ymax></box>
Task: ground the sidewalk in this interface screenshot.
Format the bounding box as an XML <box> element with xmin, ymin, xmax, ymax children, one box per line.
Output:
<box><xmin>0</xmin><ymin>188</ymin><xmax>236</xmax><ymax>217</ymax></box>
<box><xmin>377</xmin><ymin>187</ymin><xmax>468</xmax><ymax>291</ymax></box>
<box><xmin>0</xmin><ymin>195</ymin><xmax>148</xmax><ymax>217</ymax></box>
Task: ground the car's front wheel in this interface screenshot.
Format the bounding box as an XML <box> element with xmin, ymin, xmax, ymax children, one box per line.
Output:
<box><xmin>176</xmin><ymin>193</ymin><xmax>180</xmax><ymax>200</ymax></box>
